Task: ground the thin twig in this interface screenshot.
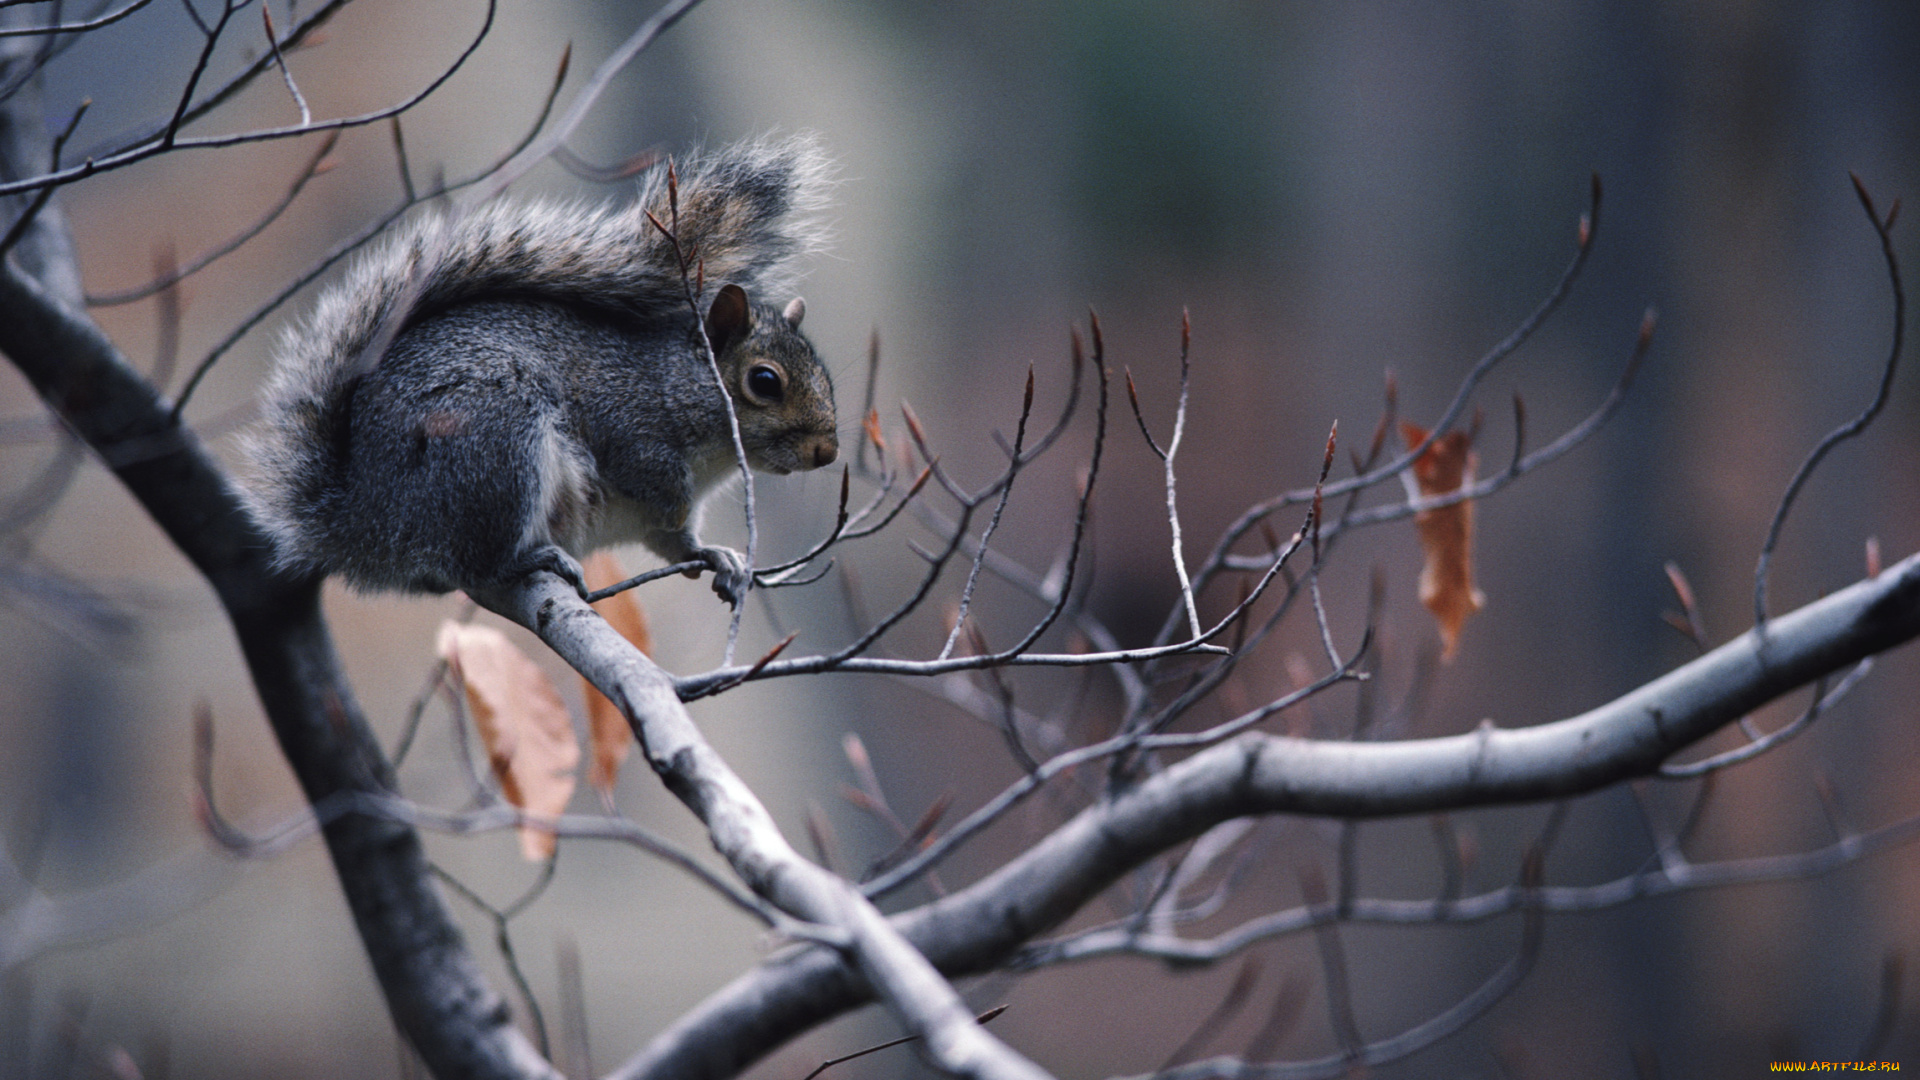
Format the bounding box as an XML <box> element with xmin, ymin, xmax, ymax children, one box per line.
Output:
<box><xmin>0</xmin><ymin>0</ymin><xmax>152</xmax><ymax>38</ymax></box>
<box><xmin>799</xmin><ymin>1006</ymin><xmax>1009</xmax><ymax>1080</ymax></box>
<box><xmin>260</xmin><ymin>4</ymin><xmax>310</xmax><ymax>126</ymax></box>
<box><xmin>583</xmin><ymin>561</ymin><xmax>705</xmax><ymax>604</ymax></box>
<box><xmin>86</xmin><ymin>132</ymin><xmax>338</xmax><ymax>306</ymax></box>
<box><xmin>430</xmin><ymin>861</ymin><xmax>556</xmax><ymax>1058</ymax></box>
<box><xmin>163</xmin><ymin>0</ymin><xmax>243</xmax><ymax>150</ymax></box>
<box><xmin>1</xmin><ymin>0</ymin><xmax>491</xmax><ymax>199</ymax></box>
<box><xmin>1158</xmin><ymin>310</ymin><xmax>1201</xmax><ymax>639</ymax></box>
<box><xmin>645</xmin><ymin>168</ymin><xmax>756</xmax><ymax>657</ymax></box>
<box><xmin>169</xmin><ymin>25</ymin><xmax>566</xmax><ymax>414</ymax></box>
<box><xmin>861</xmin><ymin>650</ymin><xmax>1365</xmax><ymax>899</ymax></box>
<box><xmin>1024</xmin><ymin>795</ymin><xmax>1920</xmax><ymax>973</ymax></box>
<box><xmin>939</xmin><ymin>367</ymin><xmax>1037</xmax><ymax>661</ymax></box>
<box><xmin>0</xmin><ymin>96</ymin><xmax>86</xmax><ymax>261</ymax></box>
<box><xmin>1297</xmin><ymin>863</ymin><xmax>1363</xmax><ymax>1061</ymax></box>
<box><xmin>1657</xmin><ymin>659</ymin><xmax>1870</xmax><ymax>777</ymax></box>
<box><xmin>1157</xmin><ymin>959</ymin><xmax>1261</xmax><ymax>1072</ymax></box>
<box><xmin>1165</xmin><ymin>183</ymin><xmax>1606</xmax><ymax>645</ymax></box>
<box><xmin>550</xmin><ymin>143</ymin><xmax>659</xmax><ymax>183</ymax></box>
<box><xmin>462</xmin><ymin>0</ymin><xmax>703</xmax><ymax>206</ymax></box>
<box><xmin>1304</xmin><ymin>307</ymin><xmax>1654</xmax><ymax>541</ymax></box>
<box><xmin>1754</xmin><ymin>176</ymin><xmax>1904</xmax><ymax>626</ymax></box>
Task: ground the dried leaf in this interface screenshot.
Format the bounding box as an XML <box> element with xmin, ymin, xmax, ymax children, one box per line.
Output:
<box><xmin>580</xmin><ymin>551</ymin><xmax>650</xmax><ymax>794</ymax></box>
<box><xmin>436</xmin><ymin>621</ymin><xmax>579</xmax><ymax>859</ymax></box>
<box><xmin>1400</xmin><ymin>422</ymin><xmax>1485</xmax><ymax>661</ymax></box>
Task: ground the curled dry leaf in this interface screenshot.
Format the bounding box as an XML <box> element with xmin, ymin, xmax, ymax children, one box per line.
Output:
<box><xmin>581</xmin><ymin>551</ymin><xmax>650</xmax><ymax>794</ymax></box>
<box><xmin>1400</xmin><ymin>422</ymin><xmax>1486</xmax><ymax>661</ymax></box>
<box><xmin>436</xmin><ymin>621</ymin><xmax>579</xmax><ymax>860</ymax></box>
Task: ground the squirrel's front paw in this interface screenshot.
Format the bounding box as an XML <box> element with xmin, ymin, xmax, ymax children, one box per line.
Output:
<box><xmin>695</xmin><ymin>546</ymin><xmax>750</xmax><ymax>607</ymax></box>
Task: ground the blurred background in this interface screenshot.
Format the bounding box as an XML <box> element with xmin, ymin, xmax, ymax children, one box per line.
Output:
<box><xmin>3</xmin><ymin>0</ymin><xmax>1919</xmax><ymax>1076</ymax></box>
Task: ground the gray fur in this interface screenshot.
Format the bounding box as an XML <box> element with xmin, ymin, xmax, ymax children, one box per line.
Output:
<box><xmin>241</xmin><ymin>137</ymin><xmax>838</xmax><ymax>601</ymax></box>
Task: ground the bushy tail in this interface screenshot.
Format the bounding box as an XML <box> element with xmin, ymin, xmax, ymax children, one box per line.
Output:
<box><xmin>242</xmin><ymin>135</ymin><xmax>833</xmax><ymax>571</ymax></box>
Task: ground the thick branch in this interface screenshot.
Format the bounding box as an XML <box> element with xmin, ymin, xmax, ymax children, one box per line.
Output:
<box><xmin>611</xmin><ymin>551</ymin><xmax>1920</xmax><ymax>1079</ymax></box>
<box><xmin>0</xmin><ymin>262</ymin><xmax>554</xmax><ymax>1079</ymax></box>
<box><xmin>473</xmin><ymin>574</ymin><xmax>1052</xmax><ymax>1080</ymax></box>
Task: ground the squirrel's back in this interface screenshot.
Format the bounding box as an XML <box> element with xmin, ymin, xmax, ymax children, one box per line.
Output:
<box><xmin>242</xmin><ymin>135</ymin><xmax>833</xmax><ymax>583</ymax></box>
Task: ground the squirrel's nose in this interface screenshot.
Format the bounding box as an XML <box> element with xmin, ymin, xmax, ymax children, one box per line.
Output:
<box><xmin>810</xmin><ymin>435</ymin><xmax>838</xmax><ymax>468</ymax></box>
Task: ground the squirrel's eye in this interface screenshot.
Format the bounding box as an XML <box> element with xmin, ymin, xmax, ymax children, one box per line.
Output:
<box><xmin>746</xmin><ymin>364</ymin><xmax>785</xmax><ymax>403</ymax></box>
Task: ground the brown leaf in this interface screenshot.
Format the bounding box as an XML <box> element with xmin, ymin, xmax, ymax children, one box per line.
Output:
<box><xmin>580</xmin><ymin>551</ymin><xmax>650</xmax><ymax>795</ymax></box>
<box><xmin>436</xmin><ymin>621</ymin><xmax>580</xmax><ymax>859</ymax></box>
<box><xmin>1400</xmin><ymin>422</ymin><xmax>1485</xmax><ymax>661</ymax></box>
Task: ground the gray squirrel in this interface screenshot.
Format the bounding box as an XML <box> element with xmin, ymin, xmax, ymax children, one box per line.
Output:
<box><xmin>242</xmin><ymin>137</ymin><xmax>839</xmax><ymax>605</ymax></box>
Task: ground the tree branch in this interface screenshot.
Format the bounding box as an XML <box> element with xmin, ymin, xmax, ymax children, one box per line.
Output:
<box><xmin>609</xmin><ymin>550</ymin><xmax>1920</xmax><ymax>1079</ymax></box>
<box><xmin>471</xmin><ymin>573</ymin><xmax>1052</xmax><ymax>1080</ymax></box>
<box><xmin>0</xmin><ymin>62</ymin><xmax>556</xmax><ymax>1069</ymax></box>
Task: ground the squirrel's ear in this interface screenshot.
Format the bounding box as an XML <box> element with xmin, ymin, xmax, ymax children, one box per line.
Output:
<box><xmin>783</xmin><ymin>297</ymin><xmax>806</xmax><ymax>329</ymax></box>
<box><xmin>705</xmin><ymin>283</ymin><xmax>750</xmax><ymax>355</ymax></box>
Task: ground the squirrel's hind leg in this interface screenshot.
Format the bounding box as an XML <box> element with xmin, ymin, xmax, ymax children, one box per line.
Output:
<box><xmin>510</xmin><ymin>410</ymin><xmax>595</xmax><ymax>599</ymax></box>
<box><xmin>341</xmin><ymin>316</ymin><xmax>591</xmax><ymax>596</ymax></box>
<box><xmin>502</xmin><ymin>543</ymin><xmax>589</xmax><ymax>598</ymax></box>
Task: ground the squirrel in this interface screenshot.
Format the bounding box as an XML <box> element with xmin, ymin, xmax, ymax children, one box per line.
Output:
<box><xmin>241</xmin><ymin>136</ymin><xmax>839</xmax><ymax>606</ymax></box>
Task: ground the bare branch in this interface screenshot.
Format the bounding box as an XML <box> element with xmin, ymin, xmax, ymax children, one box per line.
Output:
<box><xmin>1755</xmin><ymin>175</ymin><xmax>1905</xmax><ymax>625</ymax></box>
<box><xmin>939</xmin><ymin>367</ymin><xmax>1036</xmax><ymax>661</ymax></box>
<box><xmin>474</xmin><ymin>572</ymin><xmax>1052</xmax><ymax>1080</ymax></box>
<box><xmin>1033</xmin><ymin>799</ymin><xmax>1920</xmax><ymax>971</ymax></box>
<box><xmin>260</xmin><ymin>4</ymin><xmax>311</xmax><ymax>127</ymax></box>
<box><xmin>0</xmin><ymin>844</ymin><xmax>238</xmax><ymax>973</ymax></box>
<box><xmin>463</xmin><ymin>0</ymin><xmax>703</xmax><ymax>205</ymax></box>
<box><xmin>0</xmin><ymin>238</ymin><xmax>556</xmax><ymax>1079</ymax></box>
<box><xmin>801</xmin><ymin>1006</ymin><xmax>1009</xmax><ymax>1080</ymax></box>
<box><xmin>610</xmin><ymin>553</ymin><xmax>1920</xmax><ymax>1078</ymax></box>
<box><xmin>1156</xmin><ymin>959</ymin><xmax>1260</xmax><ymax>1071</ymax></box>
<box><xmin>645</xmin><ymin>175</ymin><xmax>757</xmax><ymax>653</ymax></box>
<box><xmin>551</xmin><ymin>143</ymin><xmax>660</xmax><ymax>183</ymax></box>
<box><xmin>1307</xmin><ymin>307</ymin><xmax>1653</xmax><ymax>541</ymax></box>
<box><xmin>197</xmin><ymin>732</ymin><xmax>840</xmax><ymax>946</ymax></box>
<box><xmin>163</xmin><ymin>0</ymin><xmax>245</xmax><ymax>151</ymax></box>
<box><xmin>1155</xmin><ymin>309</ymin><xmax>1201</xmax><ymax>640</ymax></box>
<box><xmin>580</xmin><ymin>560</ymin><xmax>704</xmax><ymax>603</ymax></box>
<box><xmin>169</xmin><ymin>34</ymin><xmax>570</xmax><ymax>413</ymax></box>
<box><xmin>0</xmin><ymin>0</ymin><xmax>153</xmax><ymax>38</ymax></box>
<box><xmin>1657</xmin><ymin>658</ymin><xmax>1871</xmax><ymax>777</ymax></box>
<box><xmin>0</xmin><ymin>0</ymin><xmax>491</xmax><ymax>200</ymax></box>
<box><xmin>0</xmin><ymin>96</ymin><xmax>85</xmax><ymax>261</ymax></box>
<box><xmin>86</xmin><ymin>132</ymin><xmax>338</xmax><ymax>306</ymax></box>
<box><xmin>1858</xmin><ymin>950</ymin><xmax>1904</xmax><ymax>1060</ymax></box>
<box><xmin>1174</xmin><ymin>184</ymin><xmax>1610</xmax><ymax>639</ymax></box>
<box><xmin>863</xmin><ymin>653</ymin><xmax>1363</xmax><ymax>901</ymax></box>
<box><xmin>1297</xmin><ymin>863</ymin><xmax>1363</xmax><ymax>1060</ymax></box>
